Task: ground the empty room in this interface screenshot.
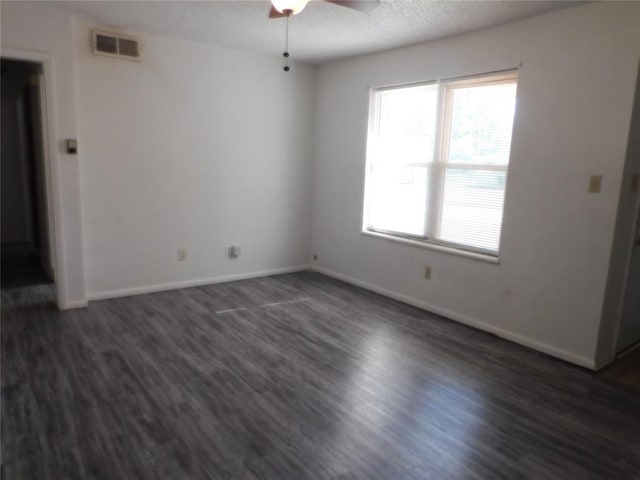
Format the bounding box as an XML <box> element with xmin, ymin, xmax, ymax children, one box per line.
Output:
<box><xmin>1</xmin><ymin>0</ymin><xmax>640</xmax><ymax>478</ymax></box>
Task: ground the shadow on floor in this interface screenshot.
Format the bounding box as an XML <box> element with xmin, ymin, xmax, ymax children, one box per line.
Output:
<box><xmin>1</xmin><ymin>243</ymin><xmax>52</xmax><ymax>290</ymax></box>
<box><xmin>599</xmin><ymin>348</ymin><xmax>640</xmax><ymax>391</ymax></box>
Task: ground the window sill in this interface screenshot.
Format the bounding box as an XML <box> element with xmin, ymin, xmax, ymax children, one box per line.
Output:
<box><xmin>361</xmin><ymin>230</ymin><xmax>501</xmax><ymax>265</ymax></box>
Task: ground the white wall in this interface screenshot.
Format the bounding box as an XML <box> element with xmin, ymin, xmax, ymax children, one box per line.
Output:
<box><xmin>311</xmin><ymin>2</ymin><xmax>640</xmax><ymax>368</ymax></box>
<box><xmin>72</xmin><ymin>17</ymin><xmax>315</xmax><ymax>298</ymax></box>
<box><xmin>1</xmin><ymin>1</ymin><xmax>87</xmax><ymax>307</ymax></box>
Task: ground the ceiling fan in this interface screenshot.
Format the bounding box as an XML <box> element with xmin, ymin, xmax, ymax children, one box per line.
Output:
<box><xmin>271</xmin><ymin>0</ymin><xmax>380</xmax><ymax>71</ymax></box>
<box><xmin>268</xmin><ymin>0</ymin><xmax>380</xmax><ymax>18</ymax></box>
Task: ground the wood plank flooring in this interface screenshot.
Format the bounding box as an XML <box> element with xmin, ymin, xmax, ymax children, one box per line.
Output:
<box><xmin>601</xmin><ymin>348</ymin><xmax>640</xmax><ymax>391</ymax></box>
<box><xmin>2</xmin><ymin>272</ymin><xmax>640</xmax><ymax>479</ymax></box>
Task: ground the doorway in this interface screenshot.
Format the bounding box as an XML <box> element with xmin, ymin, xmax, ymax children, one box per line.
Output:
<box><xmin>614</xmin><ymin>62</ymin><xmax>640</xmax><ymax>356</ymax></box>
<box><xmin>1</xmin><ymin>58</ymin><xmax>55</xmax><ymax>290</ymax></box>
<box><xmin>616</xmin><ymin>207</ymin><xmax>640</xmax><ymax>354</ymax></box>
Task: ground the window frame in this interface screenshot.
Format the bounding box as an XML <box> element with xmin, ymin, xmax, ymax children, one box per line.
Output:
<box><xmin>362</xmin><ymin>70</ymin><xmax>518</xmax><ymax>259</ymax></box>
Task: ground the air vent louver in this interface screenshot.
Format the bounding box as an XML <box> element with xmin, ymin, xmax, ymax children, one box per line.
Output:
<box><xmin>92</xmin><ymin>30</ymin><xmax>141</xmax><ymax>61</ymax></box>
<box><xmin>117</xmin><ymin>38</ymin><xmax>139</xmax><ymax>58</ymax></box>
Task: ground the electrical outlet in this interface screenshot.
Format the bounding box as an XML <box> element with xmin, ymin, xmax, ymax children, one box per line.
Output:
<box><xmin>424</xmin><ymin>266</ymin><xmax>431</xmax><ymax>280</ymax></box>
<box><xmin>178</xmin><ymin>249</ymin><xmax>187</xmax><ymax>261</ymax></box>
<box><xmin>227</xmin><ymin>245</ymin><xmax>241</xmax><ymax>259</ymax></box>
<box><xmin>313</xmin><ymin>255</ymin><xmax>318</xmax><ymax>261</ymax></box>
<box><xmin>588</xmin><ymin>175</ymin><xmax>602</xmax><ymax>193</ymax></box>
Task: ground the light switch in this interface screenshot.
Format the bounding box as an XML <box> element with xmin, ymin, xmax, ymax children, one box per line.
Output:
<box><xmin>588</xmin><ymin>175</ymin><xmax>602</xmax><ymax>193</ymax></box>
<box><xmin>66</xmin><ymin>139</ymin><xmax>78</xmax><ymax>154</ymax></box>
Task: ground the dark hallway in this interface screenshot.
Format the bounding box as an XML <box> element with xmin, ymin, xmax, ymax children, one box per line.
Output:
<box><xmin>1</xmin><ymin>58</ymin><xmax>54</xmax><ymax>290</ymax></box>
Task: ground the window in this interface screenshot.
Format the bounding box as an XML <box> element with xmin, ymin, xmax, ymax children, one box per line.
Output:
<box><xmin>363</xmin><ymin>71</ymin><xmax>518</xmax><ymax>256</ymax></box>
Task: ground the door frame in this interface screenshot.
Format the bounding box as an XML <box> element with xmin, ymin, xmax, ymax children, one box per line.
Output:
<box><xmin>2</xmin><ymin>47</ymin><xmax>67</xmax><ymax>308</ymax></box>
<box><xmin>612</xmin><ymin>191</ymin><xmax>640</xmax><ymax>356</ymax></box>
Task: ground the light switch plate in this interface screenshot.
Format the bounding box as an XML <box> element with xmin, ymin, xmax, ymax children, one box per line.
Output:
<box><xmin>66</xmin><ymin>139</ymin><xmax>78</xmax><ymax>154</ymax></box>
<box><xmin>588</xmin><ymin>175</ymin><xmax>602</xmax><ymax>193</ymax></box>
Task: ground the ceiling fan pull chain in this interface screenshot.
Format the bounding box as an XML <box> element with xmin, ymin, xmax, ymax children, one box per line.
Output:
<box><xmin>283</xmin><ymin>14</ymin><xmax>290</xmax><ymax>72</ymax></box>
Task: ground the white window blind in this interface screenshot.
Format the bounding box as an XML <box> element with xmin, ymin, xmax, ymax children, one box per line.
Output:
<box><xmin>364</xmin><ymin>72</ymin><xmax>518</xmax><ymax>256</ymax></box>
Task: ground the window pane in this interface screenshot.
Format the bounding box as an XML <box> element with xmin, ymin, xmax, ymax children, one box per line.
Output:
<box><xmin>438</xmin><ymin>168</ymin><xmax>506</xmax><ymax>252</ymax></box>
<box><xmin>376</xmin><ymin>84</ymin><xmax>438</xmax><ymax>165</ymax></box>
<box><xmin>364</xmin><ymin>73</ymin><xmax>517</xmax><ymax>255</ymax></box>
<box><xmin>368</xmin><ymin>164</ymin><xmax>429</xmax><ymax>236</ymax></box>
<box><xmin>448</xmin><ymin>83</ymin><xmax>516</xmax><ymax>165</ymax></box>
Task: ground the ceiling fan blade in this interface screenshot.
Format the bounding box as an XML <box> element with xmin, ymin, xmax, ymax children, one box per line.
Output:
<box><xmin>324</xmin><ymin>0</ymin><xmax>380</xmax><ymax>14</ymax></box>
<box><xmin>268</xmin><ymin>6</ymin><xmax>288</xmax><ymax>18</ymax></box>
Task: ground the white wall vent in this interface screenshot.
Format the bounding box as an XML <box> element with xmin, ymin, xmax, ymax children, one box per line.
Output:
<box><xmin>92</xmin><ymin>30</ymin><xmax>141</xmax><ymax>61</ymax></box>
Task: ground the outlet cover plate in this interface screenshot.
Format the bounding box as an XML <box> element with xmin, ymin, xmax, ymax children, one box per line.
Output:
<box><xmin>588</xmin><ymin>175</ymin><xmax>602</xmax><ymax>193</ymax></box>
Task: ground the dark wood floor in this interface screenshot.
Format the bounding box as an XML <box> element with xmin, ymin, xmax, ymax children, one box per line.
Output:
<box><xmin>2</xmin><ymin>272</ymin><xmax>639</xmax><ymax>479</ymax></box>
<box><xmin>601</xmin><ymin>348</ymin><xmax>640</xmax><ymax>391</ymax></box>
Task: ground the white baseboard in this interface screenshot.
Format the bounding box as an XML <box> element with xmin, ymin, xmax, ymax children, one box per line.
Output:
<box><xmin>312</xmin><ymin>265</ymin><xmax>596</xmax><ymax>370</ymax></box>
<box><xmin>88</xmin><ymin>265</ymin><xmax>310</xmax><ymax>301</ymax></box>
<box><xmin>59</xmin><ymin>299</ymin><xmax>89</xmax><ymax>310</ymax></box>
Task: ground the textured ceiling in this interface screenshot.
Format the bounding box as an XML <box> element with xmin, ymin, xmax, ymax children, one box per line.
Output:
<box><xmin>54</xmin><ymin>0</ymin><xmax>582</xmax><ymax>64</ymax></box>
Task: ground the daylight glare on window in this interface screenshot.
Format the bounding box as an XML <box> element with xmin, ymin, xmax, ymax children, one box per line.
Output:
<box><xmin>367</xmin><ymin>84</ymin><xmax>438</xmax><ymax>236</ymax></box>
<box><xmin>448</xmin><ymin>83</ymin><xmax>517</xmax><ymax>165</ymax></box>
<box><xmin>364</xmin><ymin>72</ymin><xmax>518</xmax><ymax>256</ymax></box>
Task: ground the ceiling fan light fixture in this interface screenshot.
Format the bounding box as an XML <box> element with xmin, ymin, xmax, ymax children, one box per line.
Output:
<box><xmin>271</xmin><ymin>0</ymin><xmax>310</xmax><ymax>15</ymax></box>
